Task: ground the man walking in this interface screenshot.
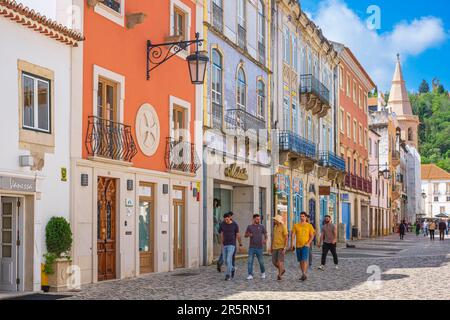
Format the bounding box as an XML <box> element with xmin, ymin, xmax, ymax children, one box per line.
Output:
<box><xmin>318</xmin><ymin>215</ymin><xmax>338</xmax><ymax>270</ymax></box>
<box><xmin>429</xmin><ymin>220</ymin><xmax>436</xmax><ymax>241</ymax></box>
<box><xmin>291</xmin><ymin>212</ymin><xmax>315</xmax><ymax>282</ymax></box>
<box><xmin>271</xmin><ymin>215</ymin><xmax>288</xmax><ymax>281</ymax></box>
<box><xmin>423</xmin><ymin>220</ymin><xmax>429</xmax><ymax>237</ymax></box>
<box><xmin>399</xmin><ymin>220</ymin><xmax>407</xmax><ymax>240</ymax></box>
<box><xmin>245</xmin><ymin>214</ymin><xmax>268</xmax><ymax>280</ymax></box>
<box><xmin>415</xmin><ymin>221</ymin><xmax>421</xmax><ymax>236</ymax></box>
<box><xmin>219</xmin><ymin>212</ymin><xmax>242</xmax><ymax>281</ymax></box>
<box><xmin>438</xmin><ymin>219</ymin><xmax>447</xmax><ymax>241</ymax></box>
<box><xmin>217</xmin><ymin>212</ymin><xmax>239</xmax><ymax>274</ymax></box>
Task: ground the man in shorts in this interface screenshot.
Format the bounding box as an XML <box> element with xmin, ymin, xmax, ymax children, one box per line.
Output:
<box><xmin>271</xmin><ymin>215</ymin><xmax>288</xmax><ymax>280</ymax></box>
<box><xmin>291</xmin><ymin>212</ymin><xmax>315</xmax><ymax>281</ymax></box>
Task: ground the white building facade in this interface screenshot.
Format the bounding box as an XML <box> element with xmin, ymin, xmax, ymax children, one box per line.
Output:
<box><xmin>422</xmin><ymin>164</ymin><xmax>450</xmax><ymax>218</ymax></box>
<box><xmin>0</xmin><ymin>0</ymin><xmax>83</xmax><ymax>292</ymax></box>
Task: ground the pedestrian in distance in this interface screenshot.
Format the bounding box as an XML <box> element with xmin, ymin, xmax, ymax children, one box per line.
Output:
<box><xmin>217</xmin><ymin>212</ymin><xmax>238</xmax><ymax>273</ymax></box>
<box><xmin>291</xmin><ymin>212</ymin><xmax>315</xmax><ymax>282</ymax></box>
<box><xmin>399</xmin><ymin>220</ymin><xmax>407</xmax><ymax>240</ymax></box>
<box><xmin>423</xmin><ymin>220</ymin><xmax>429</xmax><ymax>237</ymax></box>
<box><xmin>271</xmin><ymin>215</ymin><xmax>288</xmax><ymax>281</ymax></box>
<box><xmin>318</xmin><ymin>215</ymin><xmax>339</xmax><ymax>270</ymax></box>
<box><xmin>429</xmin><ymin>220</ymin><xmax>436</xmax><ymax>241</ymax></box>
<box><xmin>245</xmin><ymin>214</ymin><xmax>268</xmax><ymax>280</ymax></box>
<box><xmin>219</xmin><ymin>212</ymin><xmax>243</xmax><ymax>281</ymax></box>
<box><xmin>438</xmin><ymin>219</ymin><xmax>447</xmax><ymax>241</ymax></box>
<box><xmin>415</xmin><ymin>220</ymin><xmax>421</xmax><ymax>236</ymax></box>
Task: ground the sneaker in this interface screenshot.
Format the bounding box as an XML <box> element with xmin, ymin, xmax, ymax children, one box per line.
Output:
<box><xmin>318</xmin><ymin>265</ymin><xmax>325</xmax><ymax>271</ymax></box>
<box><xmin>335</xmin><ymin>265</ymin><xmax>339</xmax><ymax>270</ymax></box>
<box><xmin>261</xmin><ymin>273</ymin><xmax>266</xmax><ymax>279</ymax></box>
<box><xmin>300</xmin><ymin>274</ymin><xmax>307</xmax><ymax>281</ymax></box>
<box><xmin>225</xmin><ymin>275</ymin><xmax>230</xmax><ymax>281</ymax></box>
<box><xmin>246</xmin><ymin>275</ymin><xmax>254</xmax><ymax>280</ymax></box>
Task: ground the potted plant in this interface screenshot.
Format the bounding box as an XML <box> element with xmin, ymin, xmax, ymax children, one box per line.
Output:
<box><xmin>43</xmin><ymin>217</ymin><xmax>73</xmax><ymax>292</ymax></box>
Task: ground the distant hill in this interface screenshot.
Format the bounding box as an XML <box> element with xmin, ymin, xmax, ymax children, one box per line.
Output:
<box><xmin>410</xmin><ymin>79</ymin><xmax>450</xmax><ymax>172</ymax></box>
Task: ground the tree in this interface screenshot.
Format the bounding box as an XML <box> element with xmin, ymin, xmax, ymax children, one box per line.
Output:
<box><xmin>419</xmin><ymin>79</ymin><xmax>430</xmax><ymax>94</ymax></box>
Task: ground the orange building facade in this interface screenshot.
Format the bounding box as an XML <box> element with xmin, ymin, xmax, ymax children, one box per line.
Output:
<box><xmin>334</xmin><ymin>43</ymin><xmax>375</xmax><ymax>239</ymax></box>
<box><xmin>70</xmin><ymin>0</ymin><xmax>204</xmax><ymax>285</ymax></box>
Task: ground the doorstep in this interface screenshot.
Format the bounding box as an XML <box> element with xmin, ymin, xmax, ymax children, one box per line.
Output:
<box><xmin>0</xmin><ymin>291</ymin><xmax>37</xmax><ymax>300</ymax></box>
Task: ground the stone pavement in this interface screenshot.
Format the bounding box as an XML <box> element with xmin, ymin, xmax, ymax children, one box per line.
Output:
<box><xmin>60</xmin><ymin>233</ymin><xmax>450</xmax><ymax>300</ymax></box>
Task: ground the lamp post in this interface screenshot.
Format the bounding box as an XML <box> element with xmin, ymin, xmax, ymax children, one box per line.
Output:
<box><xmin>146</xmin><ymin>32</ymin><xmax>209</xmax><ymax>84</ymax></box>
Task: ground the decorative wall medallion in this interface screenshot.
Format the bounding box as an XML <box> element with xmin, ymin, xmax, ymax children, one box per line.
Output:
<box><xmin>136</xmin><ymin>103</ymin><xmax>160</xmax><ymax>157</ymax></box>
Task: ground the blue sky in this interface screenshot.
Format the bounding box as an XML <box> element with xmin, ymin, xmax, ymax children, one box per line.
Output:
<box><xmin>301</xmin><ymin>0</ymin><xmax>450</xmax><ymax>93</ymax></box>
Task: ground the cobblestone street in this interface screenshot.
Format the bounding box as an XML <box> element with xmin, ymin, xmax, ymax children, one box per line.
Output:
<box><xmin>58</xmin><ymin>234</ymin><xmax>450</xmax><ymax>300</ymax></box>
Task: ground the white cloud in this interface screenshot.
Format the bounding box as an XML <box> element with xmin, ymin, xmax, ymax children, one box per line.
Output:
<box><xmin>308</xmin><ymin>0</ymin><xmax>447</xmax><ymax>91</ymax></box>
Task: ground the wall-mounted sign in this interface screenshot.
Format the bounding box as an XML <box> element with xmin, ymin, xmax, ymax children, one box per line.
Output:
<box><xmin>224</xmin><ymin>164</ymin><xmax>248</xmax><ymax>181</ymax></box>
<box><xmin>319</xmin><ymin>186</ymin><xmax>331</xmax><ymax>196</ymax></box>
<box><xmin>125</xmin><ymin>198</ymin><xmax>134</xmax><ymax>207</ymax></box>
<box><xmin>0</xmin><ymin>176</ymin><xmax>36</xmax><ymax>192</ymax></box>
<box><xmin>61</xmin><ymin>168</ymin><xmax>67</xmax><ymax>182</ymax></box>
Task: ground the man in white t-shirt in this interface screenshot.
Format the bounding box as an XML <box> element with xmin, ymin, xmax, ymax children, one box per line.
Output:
<box><xmin>422</xmin><ymin>221</ymin><xmax>429</xmax><ymax>237</ymax></box>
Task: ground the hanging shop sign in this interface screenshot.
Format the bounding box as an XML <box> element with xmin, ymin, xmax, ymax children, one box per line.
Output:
<box><xmin>319</xmin><ymin>186</ymin><xmax>331</xmax><ymax>196</ymax></box>
<box><xmin>224</xmin><ymin>164</ymin><xmax>248</xmax><ymax>181</ymax></box>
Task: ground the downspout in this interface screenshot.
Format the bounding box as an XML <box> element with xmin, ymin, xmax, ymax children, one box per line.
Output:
<box><xmin>202</xmin><ymin>0</ymin><xmax>208</xmax><ymax>267</ymax></box>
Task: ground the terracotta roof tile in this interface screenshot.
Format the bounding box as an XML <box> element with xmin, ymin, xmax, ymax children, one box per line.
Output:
<box><xmin>421</xmin><ymin>164</ymin><xmax>450</xmax><ymax>180</ymax></box>
<box><xmin>0</xmin><ymin>0</ymin><xmax>84</xmax><ymax>46</ymax></box>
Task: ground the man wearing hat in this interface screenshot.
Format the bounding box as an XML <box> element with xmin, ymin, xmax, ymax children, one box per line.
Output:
<box><xmin>271</xmin><ymin>215</ymin><xmax>288</xmax><ymax>281</ymax></box>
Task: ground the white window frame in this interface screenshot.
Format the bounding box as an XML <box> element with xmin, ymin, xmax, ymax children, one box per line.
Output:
<box><xmin>170</xmin><ymin>0</ymin><xmax>192</xmax><ymax>58</ymax></box>
<box><xmin>170</xmin><ymin>95</ymin><xmax>191</xmax><ymax>142</ymax></box>
<box><xmin>339</xmin><ymin>66</ymin><xmax>344</xmax><ymax>90</ymax></box>
<box><xmin>95</xmin><ymin>0</ymin><xmax>125</xmax><ymax>27</ymax></box>
<box><xmin>22</xmin><ymin>73</ymin><xmax>51</xmax><ymax>133</ymax></box>
<box><xmin>347</xmin><ymin>113</ymin><xmax>351</xmax><ymax>137</ymax></box>
<box><xmin>353</xmin><ymin>119</ymin><xmax>357</xmax><ymax>142</ymax></box>
<box><xmin>339</xmin><ymin>107</ymin><xmax>344</xmax><ymax>133</ymax></box>
<box><xmin>93</xmin><ymin>65</ymin><xmax>125</xmax><ymax>123</ymax></box>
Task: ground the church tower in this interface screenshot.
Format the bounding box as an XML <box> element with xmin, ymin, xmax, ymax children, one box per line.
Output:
<box><xmin>387</xmin><ymin>54</ymin><xmax>420</xmax><ymax>149</ymax></box>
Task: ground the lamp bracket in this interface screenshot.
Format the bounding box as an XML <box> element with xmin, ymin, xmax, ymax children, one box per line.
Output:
<box><xmin>146</xmin><ymin>32</ymin><xmax>204</xmax><ymax>80</ymax></box>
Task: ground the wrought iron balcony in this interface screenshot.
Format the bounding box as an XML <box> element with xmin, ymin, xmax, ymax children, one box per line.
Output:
<box><xmin>212</xmin><ymin>2</ymin><xmax>223</xmax><ymax>31</ymax></box>
<box><xmin>102</xmin><ymin>0</ymin><xmax>121</xmax><ymax>13</ymax></box>
<box><xmin>278</xmin><ymin>130</ymin><xmax>316</xmax><ymax>159</ymax></box>
<box><xmin>85</xmin><ymin>116</ymin><xmax>137</xmax><ymax>162</ymax></box>
<box><xmin>165</xmin><ymin>138</ymin><xmax>201</xmax><ymax>174</ymax></box>
<box><xmin>319</xmin><ymin>151</ymin><xmax>346</xmax><ymax>172</ymax></box>
<box><xmin>225</xmin><ymin>108</ymin><xmax>266</xmax><ymax>133</ymax></box>
<box><xmin>212</xmin><ymin>102</ymin><xmax>223</xmax><ymax>129</ymax></box>
<box><xmin>300</xmin><ymin>74</ymin><xmax>330</xmax><ymax>107</ymax></box>
<box><xmin>237</xmin><ymin>24</ymin><xmax>246</xmax><ymax>50</ymax></box>
<box><xmin>258</xmin><ymin>41</ymin><xmax>265</xmax><ymax>64</ymax></box>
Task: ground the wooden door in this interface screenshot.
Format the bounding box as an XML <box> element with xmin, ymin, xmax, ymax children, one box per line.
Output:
<box><xmin>97</xmin><ymin>177</ymin><xmax>116</xmax><ymax>281</ymax></box>
<box><xmin>0</xmin><ymin>198</ymin><xmax>18</xmax><ymax>291</ymax></box>
<box><xmin>173</xmin><ymin>187</ymin><xmax>185</xmax><ymax>269</ymax></box>
<box><xmin>139</xmin><ymin>183</ymin><xmax>154</xmax><ymax>274</ymax></box>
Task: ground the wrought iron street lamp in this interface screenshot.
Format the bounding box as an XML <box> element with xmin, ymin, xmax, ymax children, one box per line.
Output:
<box><xmin>146</xmin><ymin>32</ymin><xmax>208</xmax><ymax>84</ymax></box>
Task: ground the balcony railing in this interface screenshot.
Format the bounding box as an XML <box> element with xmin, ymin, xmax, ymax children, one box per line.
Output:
<box><xmin>101</xmin><ymin>0</ymin><xmax>121</xmax><ymax>13</ymax></box>
<box><xmin>85</xmin><ymin>116</ymin><xmax>137</xmax><ymax>162</ymax></box>
<box><xmin>165</xmin><ymin>138</ymin><xmax>201</xmax><ymax>174</ymax></box>
<box><xmin>212</xmin><ymin>2</ymin><xmax>223</xmax><ymax>31</ymax></box>
<box><xmin>212</xmin><ymin>102</ymin><xmax>223</xmax><ymax>129</ymax></box>
<box><xmin>319</xmin><ymin>151</ymin><xmax>346</xmax><ymax>171</ymax></box>
<box><xmin>344</xmin><ymin>173</ymin><xmax>372</xmax><ymax>193</ymax></box>
<box><xmin>238</xmin><ymin>24</ymin><xmax>246</xmax><ymax>50</ymax></box>
<box><xmin>300</xmin><ymin>74</ymin><xmax>330</xmax><ymax>106</ymax></box>
<box><xmin>258</xmin><ymin>41</ymin><xmax>265</xmax><ymax>64</ymax></box>
<box><xmin>278</xmin><ymin>130</ymin><xmax>316</xmax><ymax>159</ymax></box>
<box><xmin>225</xmin><ymin>108</ymin><xmax>266</xmax><ymax>133</ymax></box>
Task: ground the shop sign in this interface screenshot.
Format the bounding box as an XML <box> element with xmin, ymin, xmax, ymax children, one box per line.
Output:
<box><xmin>319</xmin><ymin>186</ymin><xmax>330</xmax><ymax>196</ymax></box>
<box><xmin>0</xmin><ymin>176</ymin><xmax>36</xmax><ymax>192</ymax></box>
<box><xmin>224</xmin><ymin>164</ymin><xmax>248</xmax><ymax>181</ymax></box>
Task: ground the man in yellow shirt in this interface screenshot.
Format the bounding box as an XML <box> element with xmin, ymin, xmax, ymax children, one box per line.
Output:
<box><xmin>271</xmin><ymin>215</ymin><xmax>288</xmax><ymax>281</ymax></box>
<box><xmin>291</xmin><ymin>212</ymin><xmax>315</xmax><ymax>281</ymax></box>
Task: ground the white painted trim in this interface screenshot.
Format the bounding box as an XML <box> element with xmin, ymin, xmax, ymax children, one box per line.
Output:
<box><xmin>93</xmin><ymin>65</ymin><xmax>125</xmax><ymax>123</ymax></box>
<box><xmin>169</xmin><ymin>95</ymin><xmax>191</xmax><ymax>142</ymax></box>
<box><xmin>94</xmin><ymin>0</ymin><xmax>125</xmax><ymax>27</ymax></box>
<box><xmin>169</xmin><ymin>0</ymin><xmax>192</xmax><ymax>59</ymax></box>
